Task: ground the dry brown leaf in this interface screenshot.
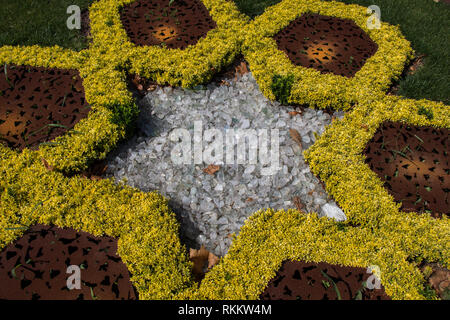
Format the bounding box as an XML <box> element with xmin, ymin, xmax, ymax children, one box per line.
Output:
<box><xmin>236</xmin><ymin>61</ymin><xmax>249</xmax><ymax>76</ymax></box>
<box><xmin>289</xmin><ymin>128</ymin><xmax>303</xmax><ymax>148</ymax></box>
<box><xmin>245</xmin><ymin>197</ymin><xmax>254</xmax><ymax>202</ymax></box>
<box><xmin>203</xmin><ymin>164</ymin><xmax>220</xmax><ymax>175</ymax></box>
<box><xmin>208</xmin><ymin>252</ymin><xmax>220</xmax><ymax>269</ymax></box>
<box><xmin>41</xmin><ymin>158</ymin><xmax>54</xmax><ymax>172</ymax></box>
<box><xmin>288</xmin><ymin>111</ymin><xmax>301</xmax><ymax>117</ymax></box>
<box><xmin>190</xmin><ymin>245</ymin><xmax>219</xmax><ymax>282</ymax></box>
<box><xmin>293</xmin><ymin>196</ymin><xmax>304</xmax><ymax>212</ymax></box>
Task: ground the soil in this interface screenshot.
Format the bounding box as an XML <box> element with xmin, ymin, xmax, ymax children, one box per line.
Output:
<box><xmin>364</xmin><ymin>121</ymin><xmax>449</xmax><ymax>217</ymax></box>
<box><xmin>0</xmin><ymin>64</ymin><xmax>90</xmax><ymax>150</ymax></box>
<box><xmin>120</xmin><ymin>0</ymin><xmax>217</xmax><ymax>49</ymax></box>
<box><xmin>420</xmin><ymin>263</ymin><xmax>450</xmax><ymax>299</ymax></box>
<box><xmin>260</xmin><ymin>260</ymin><xmax>390</xmax><ymax>300</ymax></box>
<box><xmin>274</xmin><ymin>13</ymin><xmax>378</xmax><ymax>78</ymax></box>
<box><xmin>0</xmin><ymin>224</ymin><xmax>137</xmax><ymax>300</ymax></box>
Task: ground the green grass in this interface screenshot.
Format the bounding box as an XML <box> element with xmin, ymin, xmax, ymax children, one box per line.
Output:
<box><xmin>0</xmin><ymin>0</ymin><xmax>94</xmax><ymax>51</ymax></box>
<box><xmin>233</xmin><ymin>0</ymin><xmax>450</xmax><ymax>104</ymax></box>
<box><xmin>233</xmin><ymin>0</ymin><xmax>282</xmax><ymax>18</ymax></box>
<box><xmin>0</xmin><ymin>0</ymin><xmax>448</xmax><ymax>103</ymax></box>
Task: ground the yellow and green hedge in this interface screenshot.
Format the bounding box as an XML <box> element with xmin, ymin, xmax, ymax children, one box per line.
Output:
<box><xmin>178</xmin><ymin>209</ymin><xmax>436</xmax><ymax>300</ymax></box>
<box><xmin>242</xmin><ymin>0</ymin><xmax>414</xmax><ymax>110</ymax></box>
<box><xmin>304</xmin><ymin>96</ymin><xmax>450</xmax><ymax>267</ymax></box>
<box><xmin>92</xmin><ymin>0</ymin><xmax>249</xmax><ymax>88</ymax></box>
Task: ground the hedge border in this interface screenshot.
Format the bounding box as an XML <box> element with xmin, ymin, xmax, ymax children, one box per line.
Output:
<box><xmin>93</xmin><ymin>0</ymin><xmax>249</xmax><ymax>88</ymax></box>
<box><xmin>242</xmin><ymin>0</ymin><xmax>414</xmax><ymax>110</ymax></box>
<box><xmin>0</xmin><ymin>44</ymin><xmax>135</xmax><ymax>173</ymax></box>
<box><xmin>0</xmin><ymin>148</ymin><xmax>194</xmax><ymax>299</ymax></box>
<box><xmin>178</xmin><ymin>209</ymin><xmax>433</xmax><ymax>300</ymax></box>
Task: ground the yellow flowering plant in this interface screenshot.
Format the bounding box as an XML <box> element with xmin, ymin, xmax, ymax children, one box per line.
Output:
<box><xmin>242</xmin><ymin>0</ymin><xmax>414</xmax><ymax>110</ymax></box>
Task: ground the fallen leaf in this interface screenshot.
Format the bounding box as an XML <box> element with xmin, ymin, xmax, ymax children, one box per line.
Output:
<box><xmin>289</xmin><ymin>128</ymin><xmax>303</xmax><ymax>149</ymax></box>
<box><xmin>288</xmin><ymin>111</ymin><xmax>301</xmax><ymax>117</ymax></box>
<box><xmin>245</xmin><ymin>197</ymin><xmax>254</xmax><ymax>202</ymax></box>
<box><xmin>203</xmin><ymin>164</ymin><xmax>220</xmax><ymax>175</ymax></box>
<box><xmin>293</xmin><ymin>196</ymin><xmax>304</xmax><ymax>211</ymax></box>
<box><xmin>236</xmin><ymin>61</ymin><xmax>249</xmax><ymax>76</ymax></box>
<box><xmin>190</xmin><ymin>245</ymin><xmax>219</xmax><ymax>282</ymax></box>
<box><xmin>41</xmin><ymin>158</ymin><xmax>54</xmax><ymax>171</ymax></box>
<box><xmin>208</xmin><ymin>252</ymin><xmax>220</xmax><ymax>269</ymax></box>
<box><xmin>74</xmin><ymin>83</ymin><xmax>84</xmax><ymax>92</ymax></box>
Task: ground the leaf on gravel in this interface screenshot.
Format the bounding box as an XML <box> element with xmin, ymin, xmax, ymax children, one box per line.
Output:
<box><xmin>293</xmin><ymin>196</ymin><xmax>305</xmax><ymax>212</ymax></box>
<box><xmin>203</xmin><ymin>164</ymin><xmax>220</xmax><ymax>175</ymax></box>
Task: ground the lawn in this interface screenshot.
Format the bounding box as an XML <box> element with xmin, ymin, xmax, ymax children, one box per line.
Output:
<box><xmin>0</xmin><ymin>0</ymin><xmax>448</xmax><ymax>103</ymax></box>
<box><xmin>0</xmin><ymin>0</ymin><xmax>93</xmax><ymax>50</ymax></box>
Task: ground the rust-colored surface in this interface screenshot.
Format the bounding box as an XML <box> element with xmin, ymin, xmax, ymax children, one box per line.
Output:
<box><xmin>0</xmin><ymin>64</ymin><xmax>90</xmax><ymax>150</ymax></box>
<box><xmin>0</xmin><ymin>224</ymin><xmax>137</xmax><ymax>300</ymax></box>
<box><xmin>120</xmin><ymin>0</ymin><xmax>217</xmax><ymax>49</ymax></box>
<box><xmin>274</xmin><ymin>14</ymin><xmax>378</xmax><ymax>78</ymax></box>
<box><xmin>260</xmin><ymin>261</ymin><xmax>390</xmax><ymax>300</ymax></box>
<box><xmin>364</xmin><ymin>122</ymin><xmax>449</xmax><ymax>217</ymax></box>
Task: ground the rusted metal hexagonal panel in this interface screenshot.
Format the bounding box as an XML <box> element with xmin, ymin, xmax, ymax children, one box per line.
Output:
<box><xmin>274</xmin><ymin>14</ymin><xmax>378</xmax><ymax>78</ymax></box>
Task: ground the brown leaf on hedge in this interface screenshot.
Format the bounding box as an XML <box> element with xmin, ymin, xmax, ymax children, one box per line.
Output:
<box><xmin>203</xmin><ymin>164</ymin><xmax>220</xmax><ymax>175</ymax></box>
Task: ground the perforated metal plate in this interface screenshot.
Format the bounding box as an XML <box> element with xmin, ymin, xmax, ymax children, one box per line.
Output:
<box><xmin>120</xmin><ymin>0</ymin><xmax>217</xmax><ymax>49</ymax></box>
<box><xmin>260</xmin><ymin>261</ymin><xmax>390</xmax><ymax>300</ymax></box>
<box><xmin>0</xmin><ymin>225</ymin><xmax>137</xmax><ymax>300</ymax></box>
<box><xmin>364</xmin><ymin>122</ymin><xmax>449</xmax><ymax>217</ymax></box>
<box><xmin>274</xmin><ymin>14</ymin><xmax>378</xmax><ymax>78</ymax></box>
<box><xmin>0</xmin><ymin>64</ymin><xmax>90</xmax><ymax>150</ymax></box>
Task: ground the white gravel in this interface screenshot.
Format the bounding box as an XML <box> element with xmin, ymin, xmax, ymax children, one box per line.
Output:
<box><xmin>105</xmin><ymin>73</ymin><xmax>345</xmax><ymax>256</ymax></box>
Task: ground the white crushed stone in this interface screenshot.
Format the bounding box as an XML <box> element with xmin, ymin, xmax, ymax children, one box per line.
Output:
<box><xmin>105</xmin><ymin>73</ymin><xmax>345</xmax><ymax>256</ymax></box>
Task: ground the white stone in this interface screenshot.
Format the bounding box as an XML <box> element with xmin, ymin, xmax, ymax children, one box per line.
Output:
<box><xmin>321</xmin><ymin>203</ymin><xmax>347</xmax><ymax>222</ymax></box>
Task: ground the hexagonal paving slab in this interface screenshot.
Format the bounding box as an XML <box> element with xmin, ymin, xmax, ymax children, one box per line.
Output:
<box><xmin>0</xmin><ymin>224</ymin><xmax>137</xmax><ymax>300</ymax></box>
<box><xmin>0</xmin><ymin>64</ymin><xmax>90</xmax><ymax>150</ymax></box>
<box><xmin>274</xmin><ymin>14</ymin><xmax>378</xmax><ymax>78</ymax></box>
<box><xmin>120</xmin><ymin>0</ymin><xmax>217</xmax><ymax>49</ymax></box>
<box><xmin>364</xmin><ymin>121</ymin><xmax>449</xmax><ymax>218</ymax></box>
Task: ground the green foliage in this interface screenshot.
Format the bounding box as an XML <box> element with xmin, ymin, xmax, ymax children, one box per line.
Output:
<box><xmin>107</xmin><ymin>102</ymin><xmax>139</xmax><ymax>132</ymax></box>
<box><xmin>271</xmin><ymin>74</ymin><xmax>294</xmax><ymax>105</ymax></box>
<box><xmin>418</xmin><ymin>106</ymin><xmax>434</xmax><ymax>120</ymax></box>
